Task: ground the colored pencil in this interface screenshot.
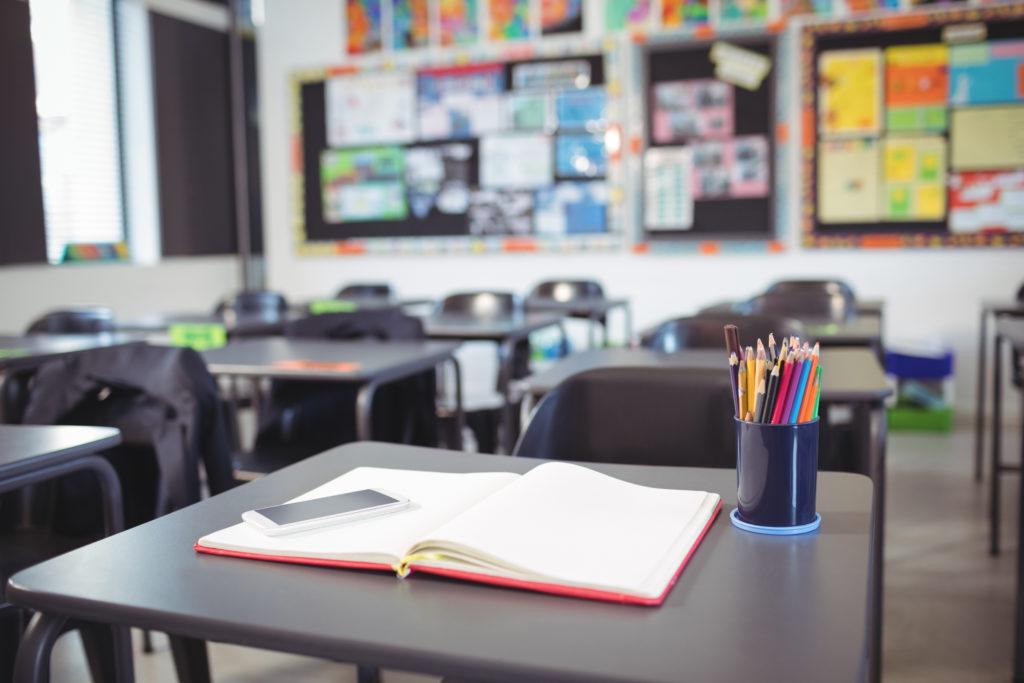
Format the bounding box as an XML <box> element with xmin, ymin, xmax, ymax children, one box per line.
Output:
<box><xmin>728</xmin><ymin>353</ymin><xmax>740</xmax><ymax>417</ymax></box>
<box><xmin>745</xmin><ymin>346</ymin><xmax>755</xmax><ymax>416</ymax></box>
<box><xmin>755</xmin><ymin>339</ymin><xmax>766</xmax><ymax>406</ymax></box>
<box><xmin>812</xmin><ymin>366</ymin><xmax>822</xmax><ymax>419</ymax></box>
<box><xmin>788</xmin><ymin>349</ymin><xmax>814</xmax><ymax>424</ymax></box>
<box><xmin>767</xmin><ymin>333</ymin><xmax>777</xmax><ymax>365</ymax></box>
<box><xmin>797</xmin><ymin>343</ymin><xmax>821</xmax><ymax>422</ymax></box>
<box><xmin>738</xmin><ymin>357</ymin><xmax>747</xmax><ymax>421</ymax></box>
<box><xmin>724</xmin><ymin>325</ymin><xmax>742</xmax><ymax>417</ymax></box>
<box><xmin>762</xmin><ymin>361</ymin><xmax>781</xmax><ymax>423</ymax></box>
<box><xmin>777</xmin><ymin>350</ymin><xmax>805</xmax><ymax>424</ymax></box>
<box><xmin>768</xmin><ymin>344</ymin><xmax>788</xmax><ymax>420</ymax></box>
<box><xmin>770</xmin><ymin>348</ymin><xmax>796</xmax><ymax>424</ymax></box>
<box><xmin>724</xmin><ymin>325</ymin><xmax>742</xmax><ymax>360</ymax></box>
<box><xmin>753</xmin><ymin>376</ymin><xmax>766</xmax><ymax>424</ymax></box>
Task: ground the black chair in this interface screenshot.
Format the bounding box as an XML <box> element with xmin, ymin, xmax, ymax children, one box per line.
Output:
<box><xmin>25</xmin><ymin>307</ymin><xmax>116</xmax><ymax>335</ymax></box>
<box><xmin>214</xmin><ymin>290</ymin><xmax>289</xmax><ymax>317</ymax></box>
<box><xmin>529</xmin><ymin>279</ymin><xmax>605</xmax><ymax>302</ymax></box>
<box><xmin>640</xmin><ymin>314</ymin><xmax>805</xmax><ymax>352</ymax></box>
<box><xmin>337</xmin><ymin>283</ymin><xmax>393</xmax><ymax>300</ymax></box>
<box><xmin>514</xmin><ymin>366</ymin><xmax>736</xmax><ymax>467</ymax></box>
<box><xmin>750</xmin><ymin>290</ymin><xmax>855</xmax><ymax>322</ymax></box>
<box><xmin>439</xmin><ymin>291</ymin><xmax>520</xmax><ymax>317</ymax></box>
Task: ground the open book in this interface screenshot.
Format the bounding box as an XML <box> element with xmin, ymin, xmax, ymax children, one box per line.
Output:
<box><xmin>196</xmin><ymin>463</ymin><xmax>721</xmax><ymax>605</ymax></box>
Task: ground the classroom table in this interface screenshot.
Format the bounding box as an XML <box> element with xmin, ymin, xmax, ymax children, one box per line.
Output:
<box><xmin>117</xmin><ymin>311</ymin><xmax>305</xmax><ymax>338</ymax></box>
<box><xmin>8</xmin><ymin>441</ymin><xmax>874</xmax><ymax>683</ymax></box>
<box><xmin>200</xmin><ymin>338</ymin><xmax>464</xmax><ymax>445</ymax></box>
<box><xmin>523</xmin><ymin>296</ymin><xmax>633</xmax><ymax>348</ymax></box>
<box><xmin>1000</xmin><ymin>320</ymin><xmax>1024</xmax><ymax>683</ymax></box>
<box><xmin>974</xmin><ymin>300</ymin><xmax>1024</xmax><ymax>482</ymax></box>
<box><xmin>422</xmin><ymin>312</ymin><xmax>567</xmax><ymax>453</ymax></box>
<box><xmin>520</xmin><ymin>345</ymin><xmax>891</xmax><ymax>682</ymax></box>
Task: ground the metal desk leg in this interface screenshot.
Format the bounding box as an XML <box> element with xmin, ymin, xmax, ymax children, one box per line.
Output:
<box><xmin>79</xmin><ymin>620</ymin><xmax>135</xmax><ymax>683</ymax></box>
<box><xmin>356</xmin><ymin>381</ymin><xmax>380</xmax><ymax>442</ymax></box>
<box><xmin>14</xmin><ymin>612</ymin><xmax>67</xmax><ymax>683</ymax></box>
<box><xmin>992</xmin><ymin>332</ymin><xmax>1004</xmax><ymax>556</ymax></box>
<box><xmin>497</xmin><ymin>339</ymin><xmax>515</xmax><ymax>455</ymax></box>
<box><xmin>449</xmin><ymin>356</ymin><xmax>465</xmax><ymax>451</ymax></box>
<box><xmin>867</xmin><ymin>401</ymin><xmax>888</xmax><ymax>683</ymax></box>
<box><xmin>976</xmin><ymin>308</ymin><xmax>989</xmax><ymax>482</ymax></box>
<box><xmin>1014</xmin><ymin>395</ymin><xmax>1024</xmax><ymax>682</ymax></box>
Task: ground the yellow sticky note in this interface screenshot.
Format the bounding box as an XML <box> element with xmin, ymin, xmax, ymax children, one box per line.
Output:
<box><xmin>916</xmin><ymin>185</ymin><xmax>944</xmax><ymax>218</ymax></box>
<box><xmin>885</xmin><ymin>144</ymin><xmax>916</xmax><ymax>182</ymax></box>
<box><xmin>818</xmin><ymin>48</ymin><xmax>882</xmax><ymax>137</ymax></box>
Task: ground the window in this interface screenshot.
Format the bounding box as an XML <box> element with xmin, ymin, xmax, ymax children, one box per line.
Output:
<box><xmin>29</xmin><ymin>0</ymin><xmax>126</xmax><ymax>263</ymax></box>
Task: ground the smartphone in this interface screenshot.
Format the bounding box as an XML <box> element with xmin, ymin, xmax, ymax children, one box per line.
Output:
<box><xmin>241</xmin><ymin>489</ymin><xmax>410</xmax><ymax>536</ymax></box>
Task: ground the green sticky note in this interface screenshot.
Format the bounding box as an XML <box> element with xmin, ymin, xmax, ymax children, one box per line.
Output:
<box><xmin>888</xmin><ymin>185</ymin><xmax>911</xmax><ymax>217</ymax></box>
<box><xmin>0</xmin><ymin>348</ymin><xmax>28</xmax><ymax>359</ymax></box>
<box><xmin>922</xmin><ymin>107</ymin><xmax>947</xmax><ymax>131</ymax></box>
<box><xmin>309</xmin><ymin>299</ymin><xmax>359</xmax><ymax>315</ymax></box>
<box><xmin>168</xmin><ymin>323</ymin><xmax>227</xmax><ymax>351</ymax></box>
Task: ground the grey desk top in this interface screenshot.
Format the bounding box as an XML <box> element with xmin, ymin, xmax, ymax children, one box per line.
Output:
<box><xmin>0</xmin><ymin>425</ymin><xmax>121</xmax><ymax>481</ymax></box>
<box><xmin>524</xmin><ymin>297</ymin><xmax>629</xmax><ymax>317</ymax></box>
<box><xmin>803</xmin><ymin>316</ymin><xmax>882</xmax><ymax>346</ymax></box>
<box><xmin>118</xmin><ymin>311</ymin><xmax>304</xmax><ymax>337</ymax></box>
<box><xmin>997</xmin><ymin>318</ymin><xmax>1024</xmax><ymax>350</ymax></box>
<box><xmin>8</xmin><ymin>442</ymin><xmax>873</xmax><ymax>683</ymax></box>
<box><xmin>524</xmin><ymin>347</ymin><xmax>892</xmax><ymax>403</ymax></box>
<box><xmin>201</xmin><ymin>338</ymin><xmax>459</xmax><ymax>381</ymax></box>
<box><xmin>0</xmin><ymin>334</ymin><xmax>142</xmax><ymax>370</ymax></box>
<box><xmin>422</xmin><ymin>312</ymin><xmax>564</xmax><ymax>342</ymax></box>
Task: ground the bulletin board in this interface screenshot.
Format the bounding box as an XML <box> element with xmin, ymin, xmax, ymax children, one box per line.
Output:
<box><xmin>291</xmin><ymin>46</ymin><xmax>627</xmax><ymax>256</ymax></box>
<box><xmin>639</xmin><ymin>34</ymin><xmax>779</xmax><ymax>247</ymax></box>
<box><xmin>800</xmin><ymin>4</ymin><xmax>1024</xmax><ymax>249</ymax></box>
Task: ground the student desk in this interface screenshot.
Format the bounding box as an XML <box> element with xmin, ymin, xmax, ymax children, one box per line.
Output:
<box><xmin>8</xmin><ymin>442</ymin><xmax>874</xmax><ymax>683</ymax></box>
<box><xmin>999</xmin><ymin>320</ymin><xmax>1024</xmax><ymax>682</ymax></box>
<box><xmin>422</xmin><ymin>312</ymin><xmax>567</xmax><ymax>453</ymax></box>
<box><xmin>523</xmin><ymin>297</ymin><xmax>633</xmax><ymax>348</ymax></box>
<box><xmin>974</xmin><ymin>301</ymin><xmax>1024</xmax><ymax>482</ymax></box>
<box><xmin>200</xmin><ymin>338</ymin><xmax>464</xmax><ymax>445</ymax></box>
<box><xmin>521</xmin><ymin>346</ymin><xmax>891</xmax><ymax>682</ymax></box>
<box><xmin>117</xmin><ymin>311</ymin><xmax>305</xmax><ymax>338</ymax></box>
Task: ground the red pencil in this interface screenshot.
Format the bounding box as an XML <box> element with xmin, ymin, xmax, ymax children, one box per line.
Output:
<box><xmin>770</xmin><ymin>349</ymin><xmax>796</xmax><ymax>423</ymax></box>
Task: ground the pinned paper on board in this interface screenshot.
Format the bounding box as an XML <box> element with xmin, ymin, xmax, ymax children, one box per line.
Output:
<box><xmin>542</xmin><ymin>0</ymin><xmax>583</xmax><ymax>35</ymax></box>
<box><xmin>480</xmin><ymin>133</ymin><xmax>553</xmax><ymax>188</ymax></box>
<box><xmin>507</xmin><ymin>92</ymin><xmax>552</xmax><ymax>130</ymax></box>
<box><xmin>709</xmin><ymin>42</ymin><xmax>772</xmax><ymax>91</ymax></box>
<box><xmin>689</xmin><ymin>135</ymin><xmax>769</xmax><ymax>199</ymax></box>
<box><xmin>347</xmin><ymin>0</ymin><xmax>382</xmax><ymax>54</ymax></box>
<box><xmin>556</xmin><ymin>134</ymin><xmax>607</xmax><ymax>178</ymax></box>
<box><xmin>883</xmin><ymin>136</ymin><xmax>946</xmax><ymax>220</ymax></box>
<box><xmin>418</xmin><ymin>64</ymin><xmax>506</xmax><ymax>140</ymax></box>
<box><xmin>555</xmin><ymin>88</ymin><xmax>607</xmax><ymax>131</ymax></box>
<box><xmin>512</xmin><ymin>60</ymin><xmax>591</xmax><ymax>90</ymax></box>
<box><xmin>817</xmin><ymin>139</ymin><xmax>881</xmax><ymax>223</ymax></box>
<box><xmin>818</xmin><ymin>48</ymin><xmax>882</xmax><ymax>137</ymax></box>
<box><xmin>718</xmin><ymin>0</ymin><xmax>772</xmax><ymax>23</ymax></box>
<box><xmin>782</xmin><ymin>0</ymin><xmax>832</xmax><ymax>17</ymax></box>
<box><xmin>321</xmin><ymin>147</ymin><xmax>407</xmax><ymax>223</ymax></box>
<box><xmin>652</xmin><ymin>79</ymin><xmax>734</xmax><ymax>144</ymax></box>
<box><xmin>662</xmin><ymin>0</ymin><xmax>710</xmax><ymax>26</ymax></box>
<box><xmin>949</xmin><ymin>170</ymin><xmax>1024</xmax><ymax>233</ymax></box>
<box><xmin>489</xmin><ymin>0</ymin><xmax>530</xmax><ymax>40</ymax></box>
<box><xmin>950</xmin><ymin>106</ymin><xmax>1024</xmax><ymax>170</ymax></box>
<box><xmin>405</xmin><ymin>142</ymin><xmax>476</xmax><ymax>218</ymax></box>
<box><xmin>392</xmin><ymin>0</ymin><xmax>430</xmax><ymax>49</ymax></box>
<box><xmin>440</xmin><ymin>0</ymin><xmax>478</xmax><ymax>46</ymax></box>
<box><xmin>467</xmin><ymin>190</ymin><xmax>534</xmax><ymax>234</ymax></box>
<box><xmin>885</xmin><ymin>44</ymin><xmax>949</xmax><ymax>132</ymax></box>
<box><xmin>949</xmin><ymin>40</ymin><xmax>1024</xmax><ymax>106</ymax></box>
<box><xmin>535</xmin><ymin>181</ymin><xmax>608</xmax><ymax>234</ymax></box>
<box><xmin>643</xmin><ymin>147</ymin><xmax>694</xmax><ymax>230</ymax></box>
<box><xmin>605</xmin><ymin>0</ymin><xmax>652</xmax><ymax>31</ymax></box>
<box><xmin>326</xmin><ymin>72</ymin><xmax>416</xmax><ymax>147</ymax></box>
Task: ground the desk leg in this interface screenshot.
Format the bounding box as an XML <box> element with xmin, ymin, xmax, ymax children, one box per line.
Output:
<box><xmin>1015</xmin><ymin>396</ymin><xmax>1024</xmax><ymax>682</ymax></box>
<box><xmin>356</xmin><ymin>381</ymin><xmax>379</xmax><ymax>442</ymax></box>
<box><xmin>992</xmin><ymin>333</ymin><xmax>1004</xmax><ymax>556</ymax></box>
<box><xmin>497</xmin><ymin>339</ymin><xmax>515</xmax><ymax>455</ymax></box>
<box><xmin>449</xmin><ymin>356</ymin><xmax>465</xmax><ymax>451</ymax></box>
<box><xmin>14</xmin><ymin>612</ymin><xmax>67</xmax><ymax>683</ymax></box>
<box><xmin>976</xmin><ymin>309</ymin><xmax>989</xmax><ymax>482</ymax></box>
<box><xmin>867</xmin><ymin>401</ymin><xmax>887</xmax><ymax>683</ymax></box>
<box><xmin>79</xmin><ymin>621</ymin><xmax>135</xmax><ymax>683</ymax></box>
<box><xmin>625</xmin><ymin>305</ymin><xmax>634</xmax><ymax>347</ymax></box>
<box><xmin>170</xmin><ymin>636</ymin><xmax>210</xmax><ymax>683</ymax></box>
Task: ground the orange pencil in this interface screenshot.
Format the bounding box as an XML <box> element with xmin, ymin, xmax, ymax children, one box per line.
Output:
<box><xmin>798</xmin><ymin>343</ymin><xmax>820</xmax><ymax>422</ymax></box>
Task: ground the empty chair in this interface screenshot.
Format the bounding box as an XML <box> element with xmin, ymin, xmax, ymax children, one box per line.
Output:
<box><xmin>26</xmin><ymin>307</ymin><xmax>116</xmax><ymax>334</ymax></box>
<box><xmin>214</xmin><ymin>290</ymin><xmax>289</xmax><ymax>317</ymax></box>
<box><xmin>439</xmin><ymin>291</ymin><xmax>520</xmax><ymax>318</ymax></box>
<box><xmin>640</xmin><ymin>313</ymin><xmax>805</xmax><ymax>352</ymax></box>
<box><xmin>337</xmin><ymin>283</ymin><xmax>393</xmax><ymax>300</ymax></box>
<box><xmin>750</xmin><ymin>290</ymin><xmax>855</xmax><ymax>322</ymax></box>
<box><xmin>529</xmin><ymin>279</ymin><xmax>605</xmax><ymax>302</ymax></box>
<box><xmin>765</xmin><ymin>279</ymin><xmax>856</xmax><ymax>303</ymax></box>
<box><xmin>514</xmin><ymin>366</ymin><xmax>736</xmax><ymax>468</ymax></box>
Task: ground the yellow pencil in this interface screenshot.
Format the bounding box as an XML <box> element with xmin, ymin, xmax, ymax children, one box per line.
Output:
<box><xmin>755</xmin><ymin>339</ymin><xmax>766</xmax><ymax>415</ymax></box>
<box><xmin>745</xmin><ymin>346</ymin><xmax>756</xmax><ymax>416</ymax></box>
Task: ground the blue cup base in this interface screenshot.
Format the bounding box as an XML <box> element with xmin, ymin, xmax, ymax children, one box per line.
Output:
<box><xmin>729</xmin><ymin>508</ymin><xmax>821</xmax><ymax>536</ymax></box>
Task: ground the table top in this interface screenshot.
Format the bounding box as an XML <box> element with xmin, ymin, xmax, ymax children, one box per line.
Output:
<box><xmin>0</xmin><ymin>425</ymin><xmax>121</xmax><ymax>482</ymax></box>
<box><xmin>997</xmin><ymin>318</ymin><xmax>1024</xmax><ymax>350</ymax></box>
<box><xmin>524</xmin><ymin>297</ymin><xmax>629</xmax><ymax>317</ymax></box>
<box><xmin>118</xmin><ymin>311</ymin><xmax>304</xmax><ymax>337</ymax></box>
<box><xmin>8</xmin><ymin>442</ymin><xmax>873</xmax><ymax>683</ymax></box>
<box><xmin>0</xmin><ymin>334</ymin><xmax>142</xmax><ymax>370</ymax></box>
<box><xmin>855</xmin><ymin>299</ymin><xmax>883</xmax><ymax>316</ymax></box>
<box><xmin>803</xmin><ymin>315</ymin><xmax>882</xmax><ymax>346</ymax></box>
<box><xmin>422</xmin><ymin>312</ymin><xmax>564</xmax><ymax>342</ymax></box>
<box><xmin>200</xmin><ymin>338</ymin><xmax>459</xmax><ymax>381</ymax></box>
<box><xmin>523</xmin><ymin>347</ymin><xmax>892</xmax><ymax>403</ymax></box>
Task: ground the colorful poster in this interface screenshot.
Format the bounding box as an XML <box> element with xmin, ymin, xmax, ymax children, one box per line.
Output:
<box><xmin>818</xmin><ymin>48</ymin><xmax>882</xmax><ymax>137</ymax></box>
<box><xmin>542</xmin><ymin>0</ymin><xmax>583</xmax><ymax>34</ymax></box>
<box><xmin>325</xmin><ymin>72</ymin><xmax>415</xmax><ymax>147</ymax></box>
<box><xmin>883</xmin><ymin>136</ymin><xmax>946</xmax><ymax>220</ymax></box>
<box><xmin>321</xmin><ymin>147</ymin><xmax>406</xmax><ymax>223</ymax></box>
<box><xmin>949</xmin><ymin>171</ymin><xmax>1024</xmax><ymax>233</ymax></box>
<box><xmin>417</xmin><ymin>64</ymin><xmax>506</xmax><ymax>140</ymax></box>
<box><xmin>346</xmin><ymin>0</ymin><xmax>382</xmax><ymax>54</ymax></box>
<box><xmin>644</xmin><ymin>147</ymin><xmax>694</xmax><ymax>230</ymax></box>
<box><xmin>392</xmin><ymin>0</ymin><xmax>430</xmax><ymax>49</ymax></box>
<box><xmin>440</xmin><ymin>0</ymin><xmax>478</xmax><ymax>46</ymax></box>
<box><xmin>489</xmin><ymin>0</ymin><xmax>530</xmax><ymax>40</ymax></box>
<box><xmin>468</xmin><ymin>190</ymin><xmax>533</xmax><ymax>234</ymax></box>
<box><xmin>556</xmin><ymin>88</ymin><xmax>607</xmax><ymax>131</ymax></box>
<box><xmin>512</xmin><ymin>59</ymin><xmax>591</xmax><ymax>90</ymax></box>
<box><xmin>535</xmin><ymin>182</ymin><xmax>608</xmax><ymax>234</ymax></box>
<box><xmin>662</xmin><ymin>0</ymin><xmax>709</xmax><ymax>26</ymax></box>
<box><xmin>885</xmin><ymin>44</ymin><xmax>948</xmax><ymax>132</ymax></box>
<box><xmin>817</xmin><ymin>139</ymin><xmax>881</xmax><ymax>223</ymax></box>
<box><xmin>950</xmin><ymin>106</ymin><xmax>1024</xmax><ymax>170</ymax></box>
<box><xmin>405</xmin><ymin>142</ymin><xmax>476</xmax><ymax>218</ymax></box>
<box><xmin>782</xmin><ymin>0</ymin><xmax>832</xmax><ymax>17</ymax></box>
<box><xmin>480</xmin><ymin>133</ymin><xmax>553</xmax><ymax>188</ymax></box>
<box><xmin>846</xmin><ymin>0</ymin><xmax>900</xmax><ymax>11</ymax></box>
<box><xmin>718</xmin><ymin>0</ymin><xmax>771</xmax><ymax>22</ymax></box>
<box><xmin>652</xmin><ymin>79</ymin><xmax>734</xmax><ymax>143</ymax></box>
<box><xmin>689</xmin><ymin>135</ymin><xmax>769</xmax><ymax>199</ymax></box>
<box><xmin>556</xmin><ymin>134</ymin><xmax>607</xmax><ymax>178</ymax></box>
<box><xmin>605</xmin><ymin>0</ymin><xmax>651</xmax><ymax>31</ymax></box>
<box><xmin>507</xmin><ymin>92</ymin><xmax>551</xmax><ymax>130</ymax></box>
<box><xmin>949</xmin><ymin>40</ymin><xmax>1024</xmax><ymax>106</ymax></box>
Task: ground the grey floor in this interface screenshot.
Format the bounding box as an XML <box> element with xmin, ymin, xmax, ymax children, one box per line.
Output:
<box><xmin>46</xmin><ymin>426</ymin><xmax>1020</xmax><ymax>681</ymax></box>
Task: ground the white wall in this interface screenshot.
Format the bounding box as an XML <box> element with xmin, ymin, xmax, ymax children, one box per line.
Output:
<box><xmin>257</xmin><ymin>0</ymin><xmax>1022</xmax><ymax>417</ymax></box>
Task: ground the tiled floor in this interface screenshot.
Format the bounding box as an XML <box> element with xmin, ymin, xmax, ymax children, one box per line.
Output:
<box><xmin>43</xmin><ymin>426</ymin><xmax>1022</xmax><ymax>681</ymax></box>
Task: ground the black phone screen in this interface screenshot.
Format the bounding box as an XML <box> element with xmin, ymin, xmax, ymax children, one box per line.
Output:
<box><xmin>255</xmin><ymin>489</ymin><xmax>399</xmax><ymax>525</ymax></box>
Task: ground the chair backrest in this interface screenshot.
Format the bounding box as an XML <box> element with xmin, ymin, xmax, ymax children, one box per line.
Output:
<box><xmin>337</xmin><ymin>283</ymin><xmax>393</xmax><ymax>300</ymax></box>
<box><xmin>640</xmin><ymin>314</ymin><xmax>805</xmax><ymax>352</ymax></box>
<box><xmin>214</xmin><ymin>290</ymin><xmax>289</xmax><ymax>317</ymax></box>
<box><xmin>750</xmin><ymin>290</ymin><xmax>854</xmax><ymax>322</ymax></box>
<box><xmin>765</xmin><ymin>279</ymin><xmax>856</xmax><ymax>303</ymax></box>
<box><xmin>440</xmin><ymin>291</ymin><xmax>520</xmax><ymax>317</ymax></box>
<box><xmin>1017</xmin><ymin>281</ymin><xmax>1024</xmax><ymax>302</ymax></box>
<box><xmin>285</xmin><ymin>309</ymin><xmax>424</xmax><ymax>341</ymax></box>
<box><xmin>26</xmin><ymin>307</ymin><xmax>116</xmax><ymax>335</ymax></box>
<box><xmin>514</xmin><ymin>366</ymin><xmax>737</xmax><ymax>468</ymax></box>
<box><xmin>529</xmin><ymin>280</ymin><xmax>605</xmax><ymax>302</ymax></box>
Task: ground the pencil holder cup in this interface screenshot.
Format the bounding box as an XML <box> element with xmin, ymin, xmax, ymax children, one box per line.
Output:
<box><xmin>730</xmin><ymin>417</ymin><xmax>821</xmax><ymax>535</ymax></box>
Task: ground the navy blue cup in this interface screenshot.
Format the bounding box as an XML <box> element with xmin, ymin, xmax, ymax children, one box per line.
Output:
<box><xmin>733</xmin><ymin>417</ymin><xmax>820</xmax><ymax>534</ymax></box>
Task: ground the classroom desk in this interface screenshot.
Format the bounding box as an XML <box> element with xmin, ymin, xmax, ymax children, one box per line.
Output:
<box><xmin>8</xmin><ymin>441</ymin><xmax>874</xmax><ymax>683</ymax></box>
<box><xmin>523</xmin><ymin>297</ymin><xmax>633</xmax><ymax>348</ymax></box>
<box><xmin>117</xmin><ymin>311</ymin><xmax>305</xmax><ymax>338</ymax></box>
<box><xmin>422</xmin><ymin>312</ymin><xmax>567</xmax><ymax>453</ymax></box>
<box><xmin>200</xmin><ymin>338</ymin><xmax>464</xmax><ymax>444</ymax></box>
<box><xmin>521</xmin><ymin>345</ymin><xmax>891</xmax><ymax>682</ymax></box>
<box><xmin>974</xmin><ymin>301</ymin><xmax>1024</xmax><ymax>482</ymax></box>
<box><xmin>1000</xmin><ymin>320</ymin><xmax>1024</xmax><ymax>682</ymax></box>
